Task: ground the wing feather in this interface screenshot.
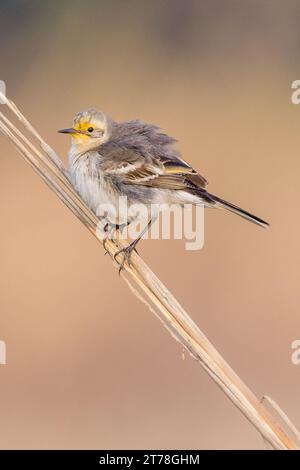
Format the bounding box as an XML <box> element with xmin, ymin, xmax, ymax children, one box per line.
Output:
<box><xmin>98</xmin><ymin>124</ymin><xmax>208</xmax><ymax>191</ymax></box>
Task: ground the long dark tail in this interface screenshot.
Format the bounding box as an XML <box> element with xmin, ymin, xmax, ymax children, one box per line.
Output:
<box><xmin>207</xmin><ymin>192</ymin><xmax>269</xmax><ymax>228</ymax></box>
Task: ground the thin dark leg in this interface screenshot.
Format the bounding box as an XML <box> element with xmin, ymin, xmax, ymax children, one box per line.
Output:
<box><xmin>114</xmin><ymin>218</ymin><xmax>154</xmax><ymax>274</ymax></box>
<box><xmin>103</xmin><ymin>223</ymin><xmax>118</xmax><ymax>254</ymax></box>
<box><xmin>103</xmin><ymin>222</ymin><xmax>129</xmax><ymax>255</ymax></box>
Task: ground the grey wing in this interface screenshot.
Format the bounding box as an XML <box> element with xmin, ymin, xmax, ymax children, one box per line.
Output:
<box><xmin>98</xmin><ymin>121</ymin><xmax>208</xmax><ymax>191</ymax></box>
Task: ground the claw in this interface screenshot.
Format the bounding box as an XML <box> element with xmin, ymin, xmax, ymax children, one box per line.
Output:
<box><xmin>114</xmin><ymin>243</ymin><xmax>136</xmax><ymax>274</ymax></box>
<box><xmin>102</xmin><ymin>223</ymin><xmax>121</xmax><ymax>257</ymax></box>
<box><xmin>103</xmin><ymin>235</ymin><xmax>113</xmax><ymax>257</ymax></box>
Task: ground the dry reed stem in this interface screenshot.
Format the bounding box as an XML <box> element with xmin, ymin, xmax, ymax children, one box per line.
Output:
<box><xmin>0</xmin><ymin>91</ymin><xmax>299</xmax><ymax>450</ymax></box>
<box><xmin>261</xmin><ymin>396</ymin><xmax>300</xmax><ymax>445</ymax></box>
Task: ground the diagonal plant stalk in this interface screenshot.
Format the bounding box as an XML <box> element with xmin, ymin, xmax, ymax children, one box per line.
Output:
<box><xmin>0</xmin><ymin>91</ymin><xmax>299</xmax><ymax>450</ymax></box>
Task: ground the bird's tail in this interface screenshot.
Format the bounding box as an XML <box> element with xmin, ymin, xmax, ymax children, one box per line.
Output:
<box><xmin>206</xmin><ymin>192</ymin><xmax>269</xmax><ymax>228</ymax></box>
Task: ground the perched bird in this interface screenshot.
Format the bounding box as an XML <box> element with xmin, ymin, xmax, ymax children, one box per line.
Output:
<box><xmin>59</xmin><ymin>108</ymin><xmax>268</xmax><ymax>268</ymax></box>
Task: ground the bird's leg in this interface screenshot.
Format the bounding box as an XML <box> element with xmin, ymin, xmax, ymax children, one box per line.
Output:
<box><xmin>114</xmin><ymin>219</ymin><xmax>153</xmax><ymax>274</ymax></box>
<box><xmin>102</xmin><ymin>222</ymin><xmax>112</xmax><ymax>254</ymax></box>
<box><xmin>103</xmin><ymin>222</ymin><xmax>129</xmax><ymax>255</ymax></box>
<box><xmin>116</xmin><ymin>222</ymin><xmax>130</xmax><ymax>236</ymax></box>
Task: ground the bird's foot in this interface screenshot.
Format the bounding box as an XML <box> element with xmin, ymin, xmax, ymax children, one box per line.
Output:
<box><xmin>113</xmin><ymin>241</ymin><xmax>137</xmax><ymax>274</ymax></box>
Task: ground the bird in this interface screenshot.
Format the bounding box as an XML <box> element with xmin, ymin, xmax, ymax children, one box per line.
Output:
<box><xmin>59</xmin><ymin>108</ymin><xmax>268</xmax><ymax>270</ymax></box>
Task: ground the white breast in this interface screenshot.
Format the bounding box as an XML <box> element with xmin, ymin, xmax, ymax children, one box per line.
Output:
<box><xmin>68</xmin><ymin>149</ymin><xmax>125</xmax><ymax>224</ymax></box>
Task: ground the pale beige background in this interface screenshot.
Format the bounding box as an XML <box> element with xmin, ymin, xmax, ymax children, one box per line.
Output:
<box><xmin>0</xmin><ymin>0</ymin><xmax>300</xmax><ymax>449</ymax></box>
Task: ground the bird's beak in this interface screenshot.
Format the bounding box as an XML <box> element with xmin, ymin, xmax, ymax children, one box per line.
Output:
<box><xmin>58</xmin><ymin>127</ymin><xmax>77</xmax><ymax>134</ymax></box>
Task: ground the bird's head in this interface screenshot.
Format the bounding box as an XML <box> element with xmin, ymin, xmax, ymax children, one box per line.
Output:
<box><xmin>58</xmin><ymin>108</ymin><xmax>111</xmax><ymax>151</ymax></box>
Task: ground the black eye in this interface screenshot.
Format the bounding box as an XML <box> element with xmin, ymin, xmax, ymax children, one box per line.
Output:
<box><xmin>87</xmin><ymin>127</ymin><xmax>94</xmax><ymax>133</ymax></box>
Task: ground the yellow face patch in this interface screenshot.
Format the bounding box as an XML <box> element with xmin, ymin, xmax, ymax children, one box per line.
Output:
<box><xmin>59</xmin><ymin>109</ymin><xmax>107</xmax><ymax>145</ymax></box>
<box><xmin>70</xmin><ymin>118</ymin><xmax>92</xmax><ymax>143</ymax></box>
<box><xmin>74</xmin><ymin>118</ymin><xmax>92</xmax><ymax>132</ymax></box>
<box><xmin>72</xmin><ymin>132</ymin><xmax>90</xmax><ymax>143</ymax></box>
<box><xmin>72</xmin><ymin>117</ymin><xmax>103</xmax><ymax>143</ymax></box>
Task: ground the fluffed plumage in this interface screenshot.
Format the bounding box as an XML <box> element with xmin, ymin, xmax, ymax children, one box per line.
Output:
<box><xmin>60</xmin><ymin>108</ymin><xmax>268</xmax><ymax>237</ymax></box>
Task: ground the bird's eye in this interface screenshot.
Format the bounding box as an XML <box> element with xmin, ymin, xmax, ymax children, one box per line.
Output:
<box><xmin>87</xmin><ymin>127</ymin><xmax>94</xmax><ymax>133</ymax></box>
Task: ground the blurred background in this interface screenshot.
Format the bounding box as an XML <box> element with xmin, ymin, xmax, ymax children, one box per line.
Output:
<box><xmin>0</xmin><ymin>0</ymin><xmax>300</xmax><ymax>450</ymax></box>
